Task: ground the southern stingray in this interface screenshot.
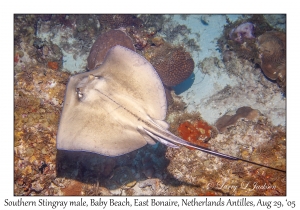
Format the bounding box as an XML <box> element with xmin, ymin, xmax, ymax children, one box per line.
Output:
<box><xmin>57</xmin><ymin>45</ymin><xmax>285</xmax><ymax>173</ymax></box>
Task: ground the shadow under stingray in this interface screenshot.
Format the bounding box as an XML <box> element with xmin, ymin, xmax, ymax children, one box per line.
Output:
<box><xmin>56</xmin><ymin>143</ymin><xmax>200</xmax><ymax>192</ymax></box>
<box><xmin>57</xmin><ymin>144</ymin><xmax>162</xmax><ymax>190</ymax></box>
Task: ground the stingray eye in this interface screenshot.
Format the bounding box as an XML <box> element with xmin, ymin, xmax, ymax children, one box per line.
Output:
<box><xmin>78</xmin><ymin>92</ymin><xmax>83</xmax><ymax>98</ymax></box>
<box><xmin>93</xmin><ymin>75</ymin><xmax>100</xmax><ymax>79</ymax></box>
<box><xmin>76</xmin><ymin>88</ymin><xmax>83</xmax><ymax>98</ymax></box>
<box><xmin>88</xmin><ymin>74</ymin><xmax>101</xmax><ymax>80</ymax></box>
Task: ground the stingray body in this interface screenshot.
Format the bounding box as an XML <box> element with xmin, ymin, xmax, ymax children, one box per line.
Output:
<box><xmin>57</xmin><ymin>45</ymin><xmax>226</xmax><ymax>157</ymax></box>
<box><xmin>57</xmin><ymin>45</ymin><xmax>285</xmax><ymax>172</ymax></box>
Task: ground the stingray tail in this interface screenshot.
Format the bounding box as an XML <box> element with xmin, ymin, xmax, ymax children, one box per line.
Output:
<box><xmin>142</xmin><ymin>125</ymin><xmax>238</xmax><ymax>160</ymax></box>
<box><xmin>141</xmin><ymin>119</ymin><xmax>286</xmax><ymax>173</ymax></box>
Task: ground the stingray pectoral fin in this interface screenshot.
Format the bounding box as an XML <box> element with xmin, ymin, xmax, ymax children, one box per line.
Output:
<box><xmin>153</xmin><ymin>119</ymin><xmax>170</xmax><ymax>130</ymax></box>
<box><xmin>100</xmin><ymin>45</ymin><xmax>167</xmax><ymax>120</ymax></box>
<box><xmin>137</xmin><ymin>126</ymin><xmax>156</xmax><ymax>145</ymax></box>
<box><xmin>57</xmin><ymin>90</ymin><xmax>148</xmax><ymax>156</ymax></box>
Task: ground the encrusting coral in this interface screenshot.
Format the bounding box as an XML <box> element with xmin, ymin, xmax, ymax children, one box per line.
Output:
<box><xmin>87</xmin><ymin>29</ymin><xmax>135</xmax><ymax>70</ymax></box>
<box><xmin>177</xmin><ymin>120</ymin><xmax>212</xmax><ymax>149</ymax></box>
<box><xmin>257</xmin><ymin>31</ymin><xmax>286</xmax><ymax>89</ymax></box>
<box><xmin>215</xmin><ymin>106</ymin><xmax>260</xmax><ymax>133</ymax></box>
<box><xmin>47</xmin><ymin>61</ymin><xmax>59</xmax><ymax>70</ymax></box>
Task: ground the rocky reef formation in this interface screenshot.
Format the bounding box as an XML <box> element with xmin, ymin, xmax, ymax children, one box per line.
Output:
<box><xmin>14</xmin><ymin>63</ymin><xmax>70</xmax><ymax>195</ymax></box>
<box><xmin>215</xmin><ymin>106</ymin><xmax>260</xmax><ymax>133</ymax></box>
<box><xmin>219</xmin><ymin>15</ymin><xmax>286</xmax><ymax>92</ymax></box>
<box><xmin>87</xmin><ymin>29</ymin><xmax>135</xmax><ymax>70</ymax></box>
<box><xmin>257</xmin><ymin>31</ymin><xmax>286</xmax><ymax>89</ymax></box>
<box><xmin>145</xmin><ymin>42</ymin><xmax>194</xmax><ymax>87</ymax></box>
<box><xmin>229</xmin><ymin>22</ymin><xmax>255</xmax><ymax>43</ymax></box>
<box><xmin>165</xmin><ymin>107</ymin><xmax>286</xmax><ymax>195</ymax></box>
<box><xmin>99</xmin><ymin>14</ymin><xmax>143</xmax><ymax>29</ymax></box>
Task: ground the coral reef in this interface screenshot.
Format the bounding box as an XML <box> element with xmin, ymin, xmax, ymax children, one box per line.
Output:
<box><xmin>87</xmin><ymin>29</ymin><xmax>135</xmax><ymax>70</ymax></box>
<box><xmin>127</xmin><ymin>26</ymin><xmax>158</xmax><ymax>50</ymax></box>
<box><xmin>229</xmin><ymin>22</ymin><xmax>255</xmax><ymax>43</ymax></box>
<box><xmin>14</xmin><ymin>16</ymin><xmax>64</xmax><ymax>70</ymax></box>
<box><xmin>145</xmin><ymin>42</ymin><xmax>195</xmax><ymax>87</ymax></box>
<box><xmin>164</xmin><ymin>86</ymin><xmax>174</xmax><ymax>106</ymax></box>
<box><xmin>166</xmin><ymin>91</ymin><xmax>188</xmax><ymax>114</ymax></box>
<box><xmin>138</xmin><ymin>15</ymin><xmax>165</xmax><ymax>32</ymax></box>
<box><xmin>13</xmin><ymin>14</ymin><xmax>286</xmax><ymax>196</ymax></box>
<box><xmin>257</xmin><ymin>31</ymin><xmax>286</xmax><ymax>89</ymax></box>
<box><xmin>14</xmin><ymin>15</ymin><xmax>39</xmax><ymax>46</ymax></box>
<box><xmin>165</xmin><ymin>109</ymin><xmax>286</xmax><ymax>195</ymax></box>
<box><xmin>47</xmin><ymin>14</ymin><xmax>102</xmax><ymax>48</ymax></box>
<box><xmin>215</xmin><ymin>106</ymin><xmax>260</xmax><ymax>133</ymax></box>
<box><xmin>200</xmin><ymin>56</ymin><xmax>225</xmax><ymax>75</ymax></box>
<box><xmin>14</xmin><ymin>64</ymin><xmax>70</xmax><ymax>195</ymax></box>
<box><xmin>263</xmin><ymin>14</ymin><xmax>286</xmax><ymax>31</ymax></box>
<box><xmin>164</xmin><ymin>24</ymin><xmax>191</xmax><ymax>42</ymax></box>
<box><xmin>60</xmin><ymin>180</ymin><xmax>84</xmax><ymax>196</ymax></box>
<box><xmin>222</xmin><ymin>50</ymin><xmax>236</xmax><ymax>63</ymax></box>
<box><xmin>202</xmin><ymin>54</ymin><xmax>285</xmax><ymax>126</ymax></box>
<box><xmin>99</xmin><ymin>14</ymin><xmax>143</xmax><ymax>29</ymax></box>
<box><xmin>218</xmin><ymin>15</ymin><xmax>286</xmax><ymax>92</ymax></box>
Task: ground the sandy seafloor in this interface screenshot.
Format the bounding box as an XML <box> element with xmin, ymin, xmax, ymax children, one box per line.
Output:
<box><xmin>13</xmin><ymin>14</ymin><xmax>286</xmax><ymax>196</ymax></box>
<box><xmin>162</xmin><ymin>15</ymin><xmax>285</xmax><ymax>126</ymax></box>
